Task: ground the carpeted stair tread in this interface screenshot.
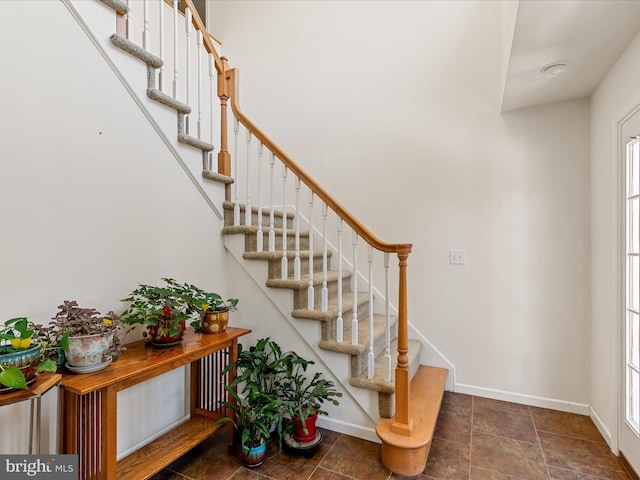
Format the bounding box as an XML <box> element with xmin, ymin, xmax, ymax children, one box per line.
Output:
<box><xmin>350</xmin><ymin>339</ymin><xmax>422</xmax><ymax>395</ymax></box>
<box><xmin>110</xmin><ymin>34</ymin><xmax>162</xmax><ymax>68</ymax></box>
<box><xmin>244</xmin><ymin>250</ymin><xmax>329</xmax><ymax>262</ymax></box>
<box><xmin>292</xmin><ymin>291</ymin><xmax>369</xmax><ymax>321</ymax></box>
<box><xmin>266</xmin><ymin>270</ymin><xmax>350</xmax><ymax>290</ymax></box>
<box><xmin>100</xmin><ymin>0</ymin><xmax>129</xmax><ymax>15</ymax></box>
<box><xmin>202</xmin><ymin>170</ymin><xmax>234</xmax><ymax>184</ymax></box>
<box><xmin>177</xmin><ymin>133</ymin><xmax>214</xmax><ymax>152</ymax></box>
<box><xmin>223</xmin><ymin>201</ymin><xmax>295</xmax><ymax>229</ymax></box>
<box><xmin>319</xmin><ymin>313</ymin><xmax>390</xmax><ymax>356</ymax></box>
<box><xmin>222</xmin><ymin>225</ymin><xmax>309</xmax><ymax>238</ymax></box>
<box><xmin>147</xmin><ymin>88</ymin><xmax>191</xmax><ymax>114</ymax></box>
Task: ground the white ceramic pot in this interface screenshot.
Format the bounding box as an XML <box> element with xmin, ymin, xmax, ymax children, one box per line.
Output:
<box><xmin>66</xmin><ymin>332</ymin><xmax>114</xmax><ymax>367</ymax></box>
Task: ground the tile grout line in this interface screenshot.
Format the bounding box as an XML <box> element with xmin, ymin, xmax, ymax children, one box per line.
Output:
<box><xmin>529</xmin><ymin>404</ymin><xmax>552</xmax><ymax>480</ymax></box>
<box><xmin>308</xmin><ymin>432</ymin><xmax>339</xmax><ymax>480</ymax></box>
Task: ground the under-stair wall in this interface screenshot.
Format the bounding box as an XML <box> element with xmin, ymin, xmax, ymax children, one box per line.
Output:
<box><xmin>0</xmin><ymin>0</ymin><xmax>230</xmax><ymax>456</ymax></box>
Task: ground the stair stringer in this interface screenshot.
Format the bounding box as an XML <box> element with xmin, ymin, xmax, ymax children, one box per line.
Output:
<box><xmin>225</xmin><ymin>232</ymin><xmax>384</xmax><ymax>443</ymax></box>
<box><xmin>65</xmin><ymin>0</ymin><xmax>228</xmax><ymax>217</ymax></box>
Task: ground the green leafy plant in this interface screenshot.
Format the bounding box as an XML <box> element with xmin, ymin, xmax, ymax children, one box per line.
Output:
<box><xmin>0</xmin><ymin>317</ymin><xmax>58</xmax><ymax>390</ymax></box>
<box><xmin>50</xmin><ymin>301</ymin><xmax>125</xmax><ymax>360</ymax></box>
<box><xmin>282</xmin><ymin>359</ymin><xmax>342</xmax><ymax>436</ymax></box>
<box><xmin>201</xmin><ymin>293</ymin><xmax>238</xmax><ymax>313</ymax></box>
<box><xmin>121</xmin><ymin>278</ymin><xmax>237</xmax><ymax>336</ymax></box>
<box><xmin>215</xmin><ymin>383</ymin><xmax>284</xmax><ymax>450</ymax></box>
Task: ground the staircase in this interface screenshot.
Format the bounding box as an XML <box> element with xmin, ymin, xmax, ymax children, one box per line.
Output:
<box><xmin>80</xmin><ymin>0</ymin><xmax>448</xmax><ymax>475</ymax></box>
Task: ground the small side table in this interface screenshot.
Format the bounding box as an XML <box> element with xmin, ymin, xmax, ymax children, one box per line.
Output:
<box><xmin>0</xmin><ymin>373</ymin><xmax>62</xmax><ymax>453</ymax></box>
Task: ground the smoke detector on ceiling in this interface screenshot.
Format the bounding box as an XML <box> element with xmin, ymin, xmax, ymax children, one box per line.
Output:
<box><xmin>541</xmin><ymin>62</ymin><xmax>567</xmax><ymax>79</ymax></box>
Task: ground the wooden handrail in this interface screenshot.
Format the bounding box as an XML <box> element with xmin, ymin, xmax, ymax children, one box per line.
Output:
<box><xmin>224</xmin><ymin>64</ymin><xmax>412</xmax><ymax>257</ymax></box>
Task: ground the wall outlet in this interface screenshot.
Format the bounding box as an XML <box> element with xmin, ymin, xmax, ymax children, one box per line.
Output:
<box><xmin>449</xmin><ymin>249</ymin><xmax>465</xmax><ymax>265</ymax></box>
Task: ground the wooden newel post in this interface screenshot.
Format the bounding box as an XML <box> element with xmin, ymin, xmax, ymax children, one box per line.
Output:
<box><xmin>217</xmin><ymin>57</ymin><xmax>231</xmax><ymax>183</ymax></box>
<box><xmin>392</xmin><ymin>245</ymin><xmax>413</xmax><ymax>436</ymax></box>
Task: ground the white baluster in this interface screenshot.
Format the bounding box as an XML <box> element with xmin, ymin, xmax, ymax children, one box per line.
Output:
<box><xmin>368</xmin><ymin>245</ymin><xmax>374</xmax><ymax>379</ymax></box>
<box><xmin>336</xmin><ymin>218</ymin><xmax>343</xmax><ymax>343</ymax></box>
<box><xmin>143</xmin><ymin>0</ymin><xmax>150</xmax><ymax>50</ymax></box>
<box><xmin>126</xmin><ymin>0</ymin><xmax>132</xmax><ymax>40</ymax></box>
<box><xmin>256</xmin><ymin>143</ymin><xmax>264</xmax><ymax>252</ymax></box>
<box><xmin>268</xmin><ymin>153</ymin><xmax>276</xmax><ymax>252</ymax></box>
<box><xmin>352</xmin><ymin>231</ymin><xmax>358</xmax><ymax>345</ymax></box>
<box><xmin>197</xmin><ymin>30</ymin><xmax>203</xmax><ymax>140</ymax></box>
<box><xmin>245</xmin><ymin>130</ymin><xmax>252</xmax><ymax>227</ymax></box>
<box><xmin>384</xmin><ymin>252</ymin><xmax>391</xmax><ymax>383</ymax></box>
<box><xmin>184</xmin><ymin>6</ymin><xmax>191</xmax><ymax>133</ymax></box>
<box><xmin>172</xmin><ymin>0</ymin><xmax>179</xmax><ymax>99</ymax></box>
<box><xmin>294</xmin><ymin>178</ymin><xmax>301</xmax><ymax>281</ymax></box>
<box><xmin>208</xmin><ymin>53</ymin><xmax>215</xmax><ymax>169</ymax></box>
<box><xmin>281</xmin><ymin>165</ymin><xmax>288</xmax><ymax>280</ymax></box>
<box><xmin>307</xmin><ymin>191</ymin><xmax>315</xmax><ymax>310</ymax></box>
<box><xmin>233</xmin><ymin>117</ymin><xmax>240</xmax><ymax>226</ymax></box>
<box><xmin>321</xmin><ymin>203</ymin><xmax>328</xmax><ymax>312</ymax></box>
<box><xmin>158</xmin><ymin>0</ymin><xmax>164</xmax><ymax>91</ymax></box>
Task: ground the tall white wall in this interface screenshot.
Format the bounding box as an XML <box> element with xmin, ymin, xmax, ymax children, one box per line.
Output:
<box><xmin>0</xmin><ymin>0</ymin><xmax>227</xmax><ymax>454</ymax></box>
<box><xmin>212</xmin><ymin>0</ymin><xmax>592</xmax><ymax>410</ymax></box>
<box><xmin>591</xmin><ymin>31</ymin><xmax>640</xmax><ymax>450</ymax></box>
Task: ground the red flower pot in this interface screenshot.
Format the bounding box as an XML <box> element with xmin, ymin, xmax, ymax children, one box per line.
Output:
<box><xmin>148</xmin><ymin>318</ymin><xmax>186</xmax><ymax>345</ymax></box>
<box><xmin>292</xmin><ymin>411</ymin><xmax>318</xmax><ymax>442</ymax></box>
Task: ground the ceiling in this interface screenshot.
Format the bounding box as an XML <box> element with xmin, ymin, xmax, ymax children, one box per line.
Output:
<box><xmin>501</xmin><ymin>0</ymin><xmax>640</xmax><ymax>112</ymax></box>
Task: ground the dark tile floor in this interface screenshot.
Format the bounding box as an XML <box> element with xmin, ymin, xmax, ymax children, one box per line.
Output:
<box><xmin>150</xmin><ymin>392</ymin><xmax>634</xmax><ymax>480</ymax></box>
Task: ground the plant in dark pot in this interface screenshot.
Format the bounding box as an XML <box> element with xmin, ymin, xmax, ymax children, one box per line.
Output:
<box><xmin>120</xmin><ymin>278</ymin><xmax>208</xmax><ymax>345</ymax></box>
<box><xmin>50</xmin><ymin>301</ymin><xmax>125</xmax><ymax>371</ymax></box>
<box><xmin>215</xmin><ymin>384</ymin><xmax>283</xmax><ymax>468</ymax></box>
<box><xmin>0</xmin><ymin>317</ymin><xmax>57</xmax><ymax>391</ymax></box>
<box><xmin>282</xmin><ymin>360</ymin><xmax>342</xmax><ymax>443</ymax></box>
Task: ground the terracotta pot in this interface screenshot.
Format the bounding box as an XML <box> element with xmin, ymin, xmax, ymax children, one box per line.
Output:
<box><xmin>200</xmin><ymin>309</ymin><xmax>229</xmax><ymax>334</ymax></box>
<box><xmin>148</xmin><ymin>318</ymin><xmax>186</xmax><ymax>345</ymax></box>
<box><xmin>292</xmin><ymin>411</ymin><xmax>319</xmax><ymax>442</ymax></box>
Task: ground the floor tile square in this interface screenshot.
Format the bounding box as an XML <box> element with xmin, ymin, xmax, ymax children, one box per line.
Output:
<box><xmin>471</xmin><ymin>432</ymin><xmax>547</xmax><ymax>480</ymax></box>
<box><xmin>473</xmin><ymin>406</ymin><xmax>538</xmax><ymax>444</ymax></box>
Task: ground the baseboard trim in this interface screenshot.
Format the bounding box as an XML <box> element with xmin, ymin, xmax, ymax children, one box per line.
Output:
<box><xmin>316</xmin><ymin>416</ymin><xmax>379</xmax><ymax>444</ymax></box>
<box><xmin>454</xmin><ymin>383</ymin><xmax>590</xmax><ymax>415</ymax></box>
<box><xmin>589</xmin><ymin>406</ymin><xmax>614</xmax><ymax>448</ymax></box>
<box><xmin>621</xmin><ymin>452</ymin><xmax>640</xmax><ymax>480</ymax></box>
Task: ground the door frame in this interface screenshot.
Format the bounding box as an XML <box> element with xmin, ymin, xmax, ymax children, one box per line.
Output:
<box><xmin>618</xmin><ymin>104</ymin><xmax>640</xmax><ymax>477</ymax></box>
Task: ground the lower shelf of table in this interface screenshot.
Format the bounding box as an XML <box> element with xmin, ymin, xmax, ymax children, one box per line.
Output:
<box><xmin>117</xmin><ymin>414</ymin><xmax>225</xmax><ymax>480</ymax></box>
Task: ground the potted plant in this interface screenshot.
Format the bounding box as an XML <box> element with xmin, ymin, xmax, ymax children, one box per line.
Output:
<box><xmin>50</xmin><ymin>300</ymin><xmax>125</xmax><ymax>369</ymax></box>
<box><xmin>0</xmin><ymin>317</ymin><xmax>57</xmax><ymax>391</ymax></box>
<box><xmin>121</xmin><ymin>278</ymin><xmax>217</xmax><ymax>344</ymax></box>
<box><xmin>215</xmin><ymin>383</ymin><xmax>283</xmax><ymax>467</ymax></box>
<box><xmin>282</xmin><ymin>360</ymin><xmax>342</xmax><ymax>442</ymax></box>
<box><xmin>197</xmin><ymin>293</ymin><xmax>238</xmax><ymax>334</ymax></box>
<box><xmin>224</xmin><ymin>338</ymin><xmax>310</xmax><ymax>432</ymax></box>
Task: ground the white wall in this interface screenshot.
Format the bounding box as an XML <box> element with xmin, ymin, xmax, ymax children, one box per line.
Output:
<box><xmin>591</xmin><ymin>30</ymin><xmax>640</xmax><ymax>449</ymax></box>
<box><xmin>212</xmin><ymin>0</ymin><xmax>592</xmax><ymax>410</ymax></box>
<box><xmin>0</xmin><ymin>0</ymin><xmax>227</xmax><ymax>455</ymax></box>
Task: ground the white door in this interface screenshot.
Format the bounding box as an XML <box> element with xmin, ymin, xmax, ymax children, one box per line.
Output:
<box><xmin>621</xmin><ymin>111</ymin><xmax>640</xmax><ymax>475</ymax></box>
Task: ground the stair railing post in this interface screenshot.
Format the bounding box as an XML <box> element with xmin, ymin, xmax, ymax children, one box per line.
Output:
<box><xmin>217</xmin><ymin>59</ymin><xmax>231</xmax><ymax>185</ymax></box>
<box><xmin>391</xmin><ymin>246</ymin><xmax>413</xmax><ymax>436</ymax></box>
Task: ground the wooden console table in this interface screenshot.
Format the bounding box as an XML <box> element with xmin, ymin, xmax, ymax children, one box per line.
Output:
<box><xmin>59</xmin><ymin>327</ymin><xmax>250</xmax><ymax>480</ymax></box>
